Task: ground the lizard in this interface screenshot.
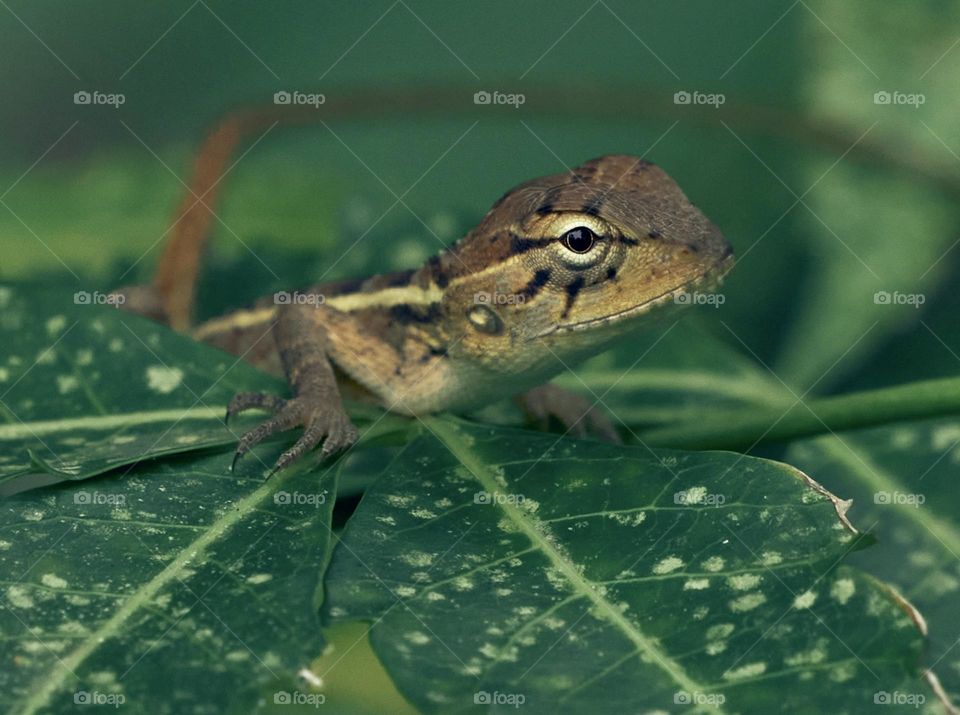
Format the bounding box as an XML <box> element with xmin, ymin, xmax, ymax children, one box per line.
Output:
<box><xmin>122</xmin><ymin>154</ymin><xmax>733</xmax><ymax>475</ymax></box>
<box><xmin>119</xmin><ymin>151</ymin><xmax>734</xmax><ymax>476</ymax></box>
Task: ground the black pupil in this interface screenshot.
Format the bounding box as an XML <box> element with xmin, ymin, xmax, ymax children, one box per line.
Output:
<box><xmin>564</xmin><ymin>227</ymin><xmax>595</xmax><ymax>253</ymax></box>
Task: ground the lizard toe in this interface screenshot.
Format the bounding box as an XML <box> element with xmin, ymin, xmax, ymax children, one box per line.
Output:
<box><xmin>225</xmin><ymin>392</ymin><xmax>286</xmax><ymax>423</ymax></box>
<box><xmin>587</xmin><ymin>410</ymin><xmax>623</xmax><ymax>444</ymax></box>
<box><xmin>235</xmin><ymin>399</ymin><xmax>359</xmax><ymax>475</ymax></box>
<box><xmin>320</xmin><ymin>412</ymin><xmax>360</xmax><ymax>457</ymax></box>
<box><xmin>270</xmin><ymin>410</ymin><xmax>357</xmax><ymax>473</ymax></box>
<box><xmin>233</xmin><ymin>409</ymin><xmax>302</xmax><ymax>470</ymax></box>
<box><xmin>272</xmin><ymin>427</ymin><xmax>324</xmax><ymax>475</ymax></box>
<box><xmin>564</xmin><ymin>415</ymin><xmax>590</xmax><ymax>439</ymax></box>
<box><xmin>517</xmin><ymin>384</ymin><xmax>620</xmax><ymax>443</ymax></box>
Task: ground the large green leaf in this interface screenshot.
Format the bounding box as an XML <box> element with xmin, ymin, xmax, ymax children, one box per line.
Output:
<box><xmin>787</xmin><ymin>419</ymin><xmax>960</xmax><ymax>706</ymax></box>
<box><xmin>323</xmin><ymin>418</ymin><xmax>926</xmax><ymax>714</ymax></box>
<box><xmin>0</xmin><ymin>285</ymin><xmax>281</xmax><ymax>483</ymax></box>
<box><xmin>771</xmin><ymin>0</ymin><xmax>960</xmax><ymax>390</ymax></box>
<box><xmin>0</xmin><ymin>446</ymin><xmax>336</xmax><ymax>715</ymax></box>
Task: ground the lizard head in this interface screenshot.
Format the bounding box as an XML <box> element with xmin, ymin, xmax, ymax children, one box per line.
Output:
<box><xmin>434</xmin><ymin>155</ymin><xmax>733</xmax><ymax>372</ymax></box>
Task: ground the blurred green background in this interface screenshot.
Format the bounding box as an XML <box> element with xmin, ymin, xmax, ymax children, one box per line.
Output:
<box><xmin>3</xmin><ymin>1</ymin><xmax>960</xmax><ymax>711</ymax></box>
<box><xmin>4</xmin><ymin>0</ymin><xmax>959</xmax><ymax>386</ymax></box>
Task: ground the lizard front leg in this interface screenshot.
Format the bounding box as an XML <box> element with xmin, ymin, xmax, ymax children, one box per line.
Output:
<box><xmin>228</xmin><ymin>302</ymin><xmax>359</xmax><ymax>474</ymax></box>
<box><xmin>516</xmin><ymin>383</ymin><xmax>622</xmax><ymax>443</ymax></box>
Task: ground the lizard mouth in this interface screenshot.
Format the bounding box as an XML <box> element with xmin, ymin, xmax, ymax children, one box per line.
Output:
<box><xmin>543</xmin><ymin>251</ymin><xmax>735</xmax><ymax>336</ymax></box>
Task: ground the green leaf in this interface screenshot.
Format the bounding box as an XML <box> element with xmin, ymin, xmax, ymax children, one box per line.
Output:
<box><xmin>323</xmin><ymin>418</ymin><xmax>925</xmax><ymax>714</ymax></box>
<box><xmin>787</xmin><ymin>419</ymin><xmax>960</xmax><ymax>705</ymax></box>
<box><xmin>555</xmin><ymin>321</ymin><xmax>789</xmax><ymax>426</ymax></box>
<box><xmin>0</xmin><ymin>446</ymin><xmax>336</xmax><ymax>715</ymax></box>
<box><xmin>770</xmin><ymin>1</ymin><xmax>960</xmax><ymax>390</ymax></box>
<box><xmin>0</xmin><ymin>286</ymin><xmax>282</xmax><ymax>483</ymax></box>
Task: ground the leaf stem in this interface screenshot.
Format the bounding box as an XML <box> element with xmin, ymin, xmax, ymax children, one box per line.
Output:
<box><xmin>639</xmin><ymin>375</ymin><xmax>960</xmax><ymax>450</ymax></box>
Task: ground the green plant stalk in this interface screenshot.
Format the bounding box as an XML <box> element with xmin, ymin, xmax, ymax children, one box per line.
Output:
<box><xmin>639</xmin><ymin>375</ymin><xmax>960</xmax><ymax>450</ymax></box>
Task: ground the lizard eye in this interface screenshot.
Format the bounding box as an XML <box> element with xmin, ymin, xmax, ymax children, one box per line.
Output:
<box><xmin>561</xmin><ymin>226</ymin><xmax>596</xmax><ymax>254</ymax></box>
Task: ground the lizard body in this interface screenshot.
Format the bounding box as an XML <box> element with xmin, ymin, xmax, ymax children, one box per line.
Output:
<box><xmin>181</xmin><ymin>155</ymin><xmax>732</xmax><ymax>472</ymax></box>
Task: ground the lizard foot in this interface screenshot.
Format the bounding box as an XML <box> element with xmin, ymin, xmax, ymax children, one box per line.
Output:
<box><xmin>225</xmin><ymin>392</ymin><xmax>287</xmax><ymax>423</ymax></box>
<box><xmin>228</xmin><ymin>391</ymin><xmax>359</xmax><ymax>475</ymax></box>
<box><xmin>516</xmin><ymin>384</ymin><xmax>622</xmax><ymax>443</ymax></box>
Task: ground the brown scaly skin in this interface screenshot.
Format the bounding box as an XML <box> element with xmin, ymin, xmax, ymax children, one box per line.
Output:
<box><xmin>182</xmin><ymin>154</ymin><xmax>733</xmax><ymax>474</ymax></box>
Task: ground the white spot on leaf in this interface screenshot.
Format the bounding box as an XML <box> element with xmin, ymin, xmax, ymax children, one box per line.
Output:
<box><xmin>729</xmin><ymin>592</ymin><xmax>766</xmax><ymax>612</ymax></box>
<box><xmin>723</xmin><ymin>662</ymin><xmax>767</xmax><ymax>680</ymax></box>
<box><xmin>727</xmin><ymin>574</ymin><xmax>762</xmax><ymax>591</ymax></box>
<box><xmin>41</xmin><ymin>573</ymin><xmax>68</xmax><ymax>589</ymax></box>
<box><xmin>7</xmin><ymin>585</ymin><xmax>34</xmax><ymax>608</ymax></box>
<box><xmin>676</xmin><ymin>486</ymin><xmax>708</xmax><ymax>504</ymax></box>
<box><xmin>707</xmin><ymin>623</ymin><xmax>735</xmax><ymax>640</ymax></box>
<box><xmin>46</xmin><ymin>315</ymin><xmax>67</xmax><ymax>335</ymax></box>
<box><xmin>401</xmin><ymin>551</ymin><xmax>436</xmax><ymax>567</ymax></box>
<box><xmin>56</xmin><ymin>375</ymin><xmax>79</xmax><ymax>394</ymax></box>
<box><xmin>146</xmin><ymin>365</ymin><xmax>183</xmax><ymax>394</ymax></box>
<box><xmin>702</xmin><ymin>556</ymin><xmax>725</xmax><ymax>572</ymax></box>
<box><xmin>760</xmin><ymin>551</ymin><xmax>783</xmax><ymax>566</ymax></box>
<box><xmin>830</xmin><ymin>578</ymin><xmax>855</xmax><ymax>605</ymax></box>
<box><xmin>652</xmin><ymin>556</ymin><xmax>684</xmax><ymax>575</ymax></box>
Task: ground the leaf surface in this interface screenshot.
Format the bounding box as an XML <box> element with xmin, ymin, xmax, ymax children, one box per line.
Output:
<box><xmin>324</xmin><ymin>418</ymin><xmax>925</xmax><ymax>714</ymax></box>
<box><xmin>0</xmin><ymin>447</ymin><xmax>336</xmax><ymax>715</ymax></box>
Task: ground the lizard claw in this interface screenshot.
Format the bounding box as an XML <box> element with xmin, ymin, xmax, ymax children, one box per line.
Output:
<box><xmin>516</xmin><ymin>384</ymin><xmax>622</xmax><ymax>443</ymax></box>
<box><xmin>230</xmin><ymin>391</ymin><xmax>359</xmax><ymax>475</ymax></box>
<box><xmin>224</xmin><ymin>391</ymin><xmax>286</xmax><ymax>425</ymax></box>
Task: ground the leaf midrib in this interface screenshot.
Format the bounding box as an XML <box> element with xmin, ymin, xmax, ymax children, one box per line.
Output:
<box><xmin>0</xmin><ymin>406</ymin><xmax>226</xmax><ymax>440</ymax></box>
<box><xmin>427</xmin><ymin>417</ymin><xmax>723</xmax><ymax>711</ymax></box>
<box><xmin>16</xmin><ymin>465</ymin><xmax>291</xmax><ymax>715</ymax></box>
